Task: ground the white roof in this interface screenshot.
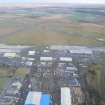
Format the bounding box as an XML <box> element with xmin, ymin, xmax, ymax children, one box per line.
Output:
<box><xmin>73</xmin><ymin>73</ymin><xmax>79</xmax><ymax>77</ymax></box>
<box><xmin>60</xmin><ymin>57</ymin><xmax>72</xmax><ymax>62</ymax></box>
<box><xmin>28</xmin><ymin>51</ymin><xmax>36</xmax><ymax>55</ymax></box>
<box><xmin>40</xmin><ymin>62</ymin><xmax>47</xmax><ymax>65</ymax></box>
<box><xmin>27</xmin><ymin>58</ymin><xmax>35</xmax><ymax>61</ymax></box>
<box><xmin>3</xmin><ymin>52</ymin><xmax>17</xmax><ymax>58</ymax></box>
<box><xmin>22</xmin><ymin>57</ymin><xmax>27</xmax><ymax>60</ymax></box>
<box><xmin>61</xmin><ymin>87</ymin><xmax>72</xmax><ymax>105</ymax></box>
<box><xmin>66</xmin><ymin>66</ymin><xmax>78</xmax><ymax>71</ymax></box>
<box><xmin>40</xmin><ymin>57</ymin><xmax>53</xmax><ymax>61</ymax></box>
<box><xmin>25</xmin><ymin>61</ymin><xmax>33</xmax><ymax>66</ymax></box>
<box><xmin>43</xmin><ymin>50</ymin><xmax>50</xmax><ymax>53</ymax></box>
<box><xmin>25</xmin><ymin>91</ymin><xmax>42</xmax><ymax>105</ymax></box>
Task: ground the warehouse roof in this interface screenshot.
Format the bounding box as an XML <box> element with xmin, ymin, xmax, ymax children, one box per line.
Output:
<box><xmin>3</xmin><ymin>52</ymin><xmax>18</xmax><ymax>58</ymax></box>
<box><xmin>28</xmin><ymin>51</ymin><xmax>36</xmax><ymax>55</ymax></box>
<box><xmin>61</xmin><ymin>87</ymin><xmax>71</xmax><ymax>105</ymax></box>
<box><xmin>25</xmin><ymin>91</ymin><xmax>51</xmax><ymax>105</ymax></box>
<box><xmin>59</xmin><ymin>57</ymin><xmax>72</xmax><ymax>62</ymax></box>
<box><xmin>40</xmin><ymin>94</ymin><xmax>51</xmax><ymax>105</ymax></box>
<box><xmin>25</xmin><ymin>92</ymin><xmax>41</xmax><ymax>105</ymax></box>
<box><xmin>40</xmin><ymin>57</ymin><xmax>53</xmax><ymax>61</ymax></box>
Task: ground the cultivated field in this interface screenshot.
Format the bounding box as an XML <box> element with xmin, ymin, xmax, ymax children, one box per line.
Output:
<box><xmin>0</xmin><ymin>7</ymin><xmax>105</xmax><ymax>46</ymax></box>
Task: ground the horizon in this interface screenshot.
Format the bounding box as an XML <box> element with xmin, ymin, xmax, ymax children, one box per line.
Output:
<box><xmin>0</xmin><ymin>0</ymin><xmax>105</xmax><ymax>5</ymax></box>
<box><xmin>0</xmin><ymin>2</ymin><xmax>105</xmax><ymax>8</ymax></box>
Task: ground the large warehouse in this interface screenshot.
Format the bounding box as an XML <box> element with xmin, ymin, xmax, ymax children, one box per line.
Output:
<box><xmin>25</xmin><ymin>91</ymin><xmax>51</xmax><ymax>105</ymax></box>
<box><xmin>61</xmin><ymin>87</ymin><xmax>72</xmax><ymax>105</ymax></box>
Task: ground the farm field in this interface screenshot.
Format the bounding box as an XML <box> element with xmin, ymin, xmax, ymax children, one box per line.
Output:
<box><xmin>0</xmin><ymin>6</ymin><xmax>105</xmax><ymax>46</ymax></box>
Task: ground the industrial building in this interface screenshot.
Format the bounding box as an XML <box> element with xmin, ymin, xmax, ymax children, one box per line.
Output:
<box><xmin>61</xmin><ymin>87</ymin><xmax>72</xmax><ymax>105</ymax></box>
<box><xmin>40</xmin><ymin>57</ymin><xmax>53</xmax><ymax>62</ymax></box>
<box><xmin>59</xmin><ymin>57</ymin><xmax>72</xmax><ymax>62</ymax></box>
<box><xmin>3</xmin><ymin>52</ymin><xmax>18</xmax><ymax>58</ymax></box>
<box><xmin>25</xmin><ymin>91</ymin><xmax>51</xmax><ymax>105</ymax></box>
<box><xmin>28</xmin><ymin>51</ymin><xmax>36</xmax><ymax>56</ymax></box>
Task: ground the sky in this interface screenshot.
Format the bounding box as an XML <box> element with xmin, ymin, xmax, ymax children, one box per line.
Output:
<box><xmin>0</xmin><ymin>0</ymin><xmax>105</xmax><ymax>4</ymax></box>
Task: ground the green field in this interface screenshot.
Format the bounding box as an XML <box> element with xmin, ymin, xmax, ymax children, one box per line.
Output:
<box><xmin>0</xmin><ymin>8</ymin><xmax>105</xmax><ymax>46</ymax></box>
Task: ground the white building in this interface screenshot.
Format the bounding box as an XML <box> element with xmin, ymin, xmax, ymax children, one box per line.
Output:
<box><xmin>40</xmin><ymin>57</ymin><xmax>53</xmax><ymax>62</ymax></box>
<box><xmin>43</xmin><ymin>50</ymin><xmax>50</xmax><ymax>53</ymax></box>
<box><xmin>66</xmin><ymin>66</ymin><xmax>78</xmax><ymax>71</ymax></box>
<box><xmin>61</xmin><ymin>87</ymin><xmax>72</xmax><ymax>105</ymax></box>
<box><xmin>25</xmin><ymin>61</ymin><xmax>33</xmax><ymax>66</ymax></box>
<box><xmin>3</xmin><ymin>52</ymin><xmax>18</xmax><ymax>58</ymax></box>
<box><xmin>28</xmin><ymin>51</ymin><xmax>36</xmax><ymax>56</ymax></box>
<box><xmin>27</xmin><ymin>58</ymin><xmax>35</xmax><ymax>61</ymax></box>
<box><xmin>59</xmin><ymin>57</ymin><xmax>72</xmax><ymax>62</ymax></box>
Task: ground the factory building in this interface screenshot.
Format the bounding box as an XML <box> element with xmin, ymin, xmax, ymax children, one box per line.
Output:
<box><xmin>25</xmin><ymin>91</ymin><xmax>51</xmax><ymax>105</ymax></box>
<box><xmin>40</xmin><ymin>57</ymin><xmax>53</xmax><ymax>62</ymax></box>
<box><xmin>59</xmin><ymin>57</ymin><xmax>72</xmax><ymax>62</ymax></box>
<box><xmin>3</xmin><ymin>52</ymin><xmax>18</xmax><ymax>58</ymax></box>
<box><xmin>28</xmin><ymin>51</ymin><xmax>36</xmax><ymax>56</ymax></box>
<box><xmin>61</xmin><ymin>87</ymin><xmax>72</xmax><ymax>105</ymax></box>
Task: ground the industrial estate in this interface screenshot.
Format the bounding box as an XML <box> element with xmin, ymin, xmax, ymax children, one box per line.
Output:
<box><xmin>0</xmin><ymin>44</ymin><xmax>104</xmax><ymax>105</ymax></box>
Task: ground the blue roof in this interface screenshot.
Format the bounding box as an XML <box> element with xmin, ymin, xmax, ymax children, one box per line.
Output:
<box><xmin>40</xmin><ymin>94</ymin><xmax>51</xmax><ymax>105</ymax></box>
<box><xmin>25</xmin><ymin>92</ymin><xmax>51</xmax><ymax>105</ymax></box>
